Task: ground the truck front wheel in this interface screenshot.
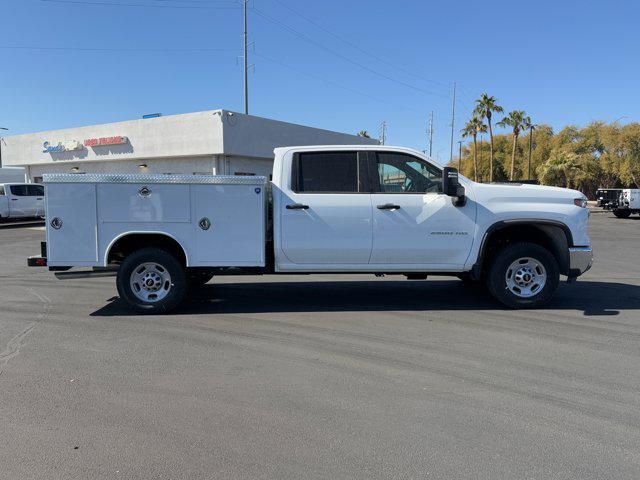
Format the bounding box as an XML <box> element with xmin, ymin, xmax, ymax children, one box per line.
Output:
<box><xmin>116</xmin><ymin>247</ymin><xmax>188</xmax><ymax>314</ymax></box>
<box><xmin>486</xmin><ymin>242</ymin><xmax>559</xmax><ymax>309</ymax></box>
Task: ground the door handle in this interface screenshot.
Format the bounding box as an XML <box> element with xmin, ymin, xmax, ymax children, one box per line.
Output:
<box><xmin>37</xmin><ymin>198</ymin><xmax>43</xmax><ymax>200</ymax></box>
<box><xmin>286</xmin><ymin>203</ymin><xmax>309</xmax><ymax>210</ymax></box>
<box><xmin>11</xmin><ymin>198</ymin><xmax>18</xmax><ymax>201</ymax></box>
<box><xmin>377</xmin><ymin>203</ymin><xmax>401</xmax><ymax>210</ymax></box>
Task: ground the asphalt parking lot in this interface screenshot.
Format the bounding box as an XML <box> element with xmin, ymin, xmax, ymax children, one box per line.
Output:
<box><xmin>1</xmin><ymin>213</ymin><xmax>639</xmax><ymax>479</ymax></box>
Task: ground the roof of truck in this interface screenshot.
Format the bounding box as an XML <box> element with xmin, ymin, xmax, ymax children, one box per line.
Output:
<box><xmin>273</xmin><ymin>145</ymin><xmax>444</xmax><ymax>169</ymax></box>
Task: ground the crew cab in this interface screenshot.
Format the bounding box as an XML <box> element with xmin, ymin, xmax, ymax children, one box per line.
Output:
<box><xmin>28</xmin><ymin>146</ymin><xmax>593</xmax><ymax>313</ymax></box>
<box><xmin>0</xmin><ymin>183</ymin><xmax>45</xmax><ymax>220</ymax></box>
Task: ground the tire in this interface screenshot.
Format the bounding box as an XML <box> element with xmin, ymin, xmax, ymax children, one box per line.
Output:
<box><xmin>486</xmin><ymin>242</ymin><xmax>559</xmax><ymax>309</ymax></box>
<box><xmin>188</xmin><ymin>270</ymin><xmax>214</xmax><ymax>287</ymax></box>
<box><xmin>116</xmin><ymin>247</ymin><xmax>188</xmax><ymax>314</ymax></box>
<box><xmin>613</xmin><ymin>209</ymin><xmax>631</xmax><ymax>218</ymax></box>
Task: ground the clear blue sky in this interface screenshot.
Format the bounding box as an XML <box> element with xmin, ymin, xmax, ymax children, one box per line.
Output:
<box><xmin>1</xmin><ymin>0</ymin><xmax>638</xmax><ymax>161</ymax></box>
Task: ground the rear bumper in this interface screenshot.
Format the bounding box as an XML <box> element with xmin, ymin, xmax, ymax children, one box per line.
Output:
<box><xmin>568</xmin><ymin>247</ymin><xmax>593</xmax><ymax>278</ymax></box>
<box><xmin>27</xmin><ymin>241</ymin><xmax>48</xmax><ymax>267</ymax></box>
<box><xmin>27</xmin><ymin>255</ymin><xmax>47</xmax><ymax>267</ymax></box>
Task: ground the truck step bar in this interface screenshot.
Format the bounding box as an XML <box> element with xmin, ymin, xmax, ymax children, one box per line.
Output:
<box><xmin>54</xmin><ymin>268</ymin><xmax>119</xmax><ymax>280</ymax></box>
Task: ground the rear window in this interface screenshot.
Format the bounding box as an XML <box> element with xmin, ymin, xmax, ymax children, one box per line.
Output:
<box><xmin>293</xmin><ymin>152</ymin><xmax>360</xmax><ymax>193</ymax></box>
<box><xmin>9</xmin><ymin>185</ymin><xmax>28</xmax><ymax>196</ymax></box>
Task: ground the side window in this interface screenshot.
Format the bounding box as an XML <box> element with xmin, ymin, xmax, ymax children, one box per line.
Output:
<box><xmin>293</xmin><ymin>152</ymin><xmax>361</xmax><ymax>193</ymax></box>
<box><xmin>27</xmin><ymin>185</ymin><xmax>45</xmax><ymax>196</ymax></box>
<box><xmin>0</xmin><ymin>186</ymin><xmax>4</xmax><ymax>196</ymax></box>
<box><xmin>10</xmin><ymin>185</ymin><xmax>28</xmax><ymax>196</ymax></box>
<box><xmin>376</xmin><ymin>152</ymin><xmax>442</xmax><ymax>194</ymax></box>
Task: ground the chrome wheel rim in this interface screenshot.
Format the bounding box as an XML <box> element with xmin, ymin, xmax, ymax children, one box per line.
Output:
<box><xmin>505</xmin><ymin>257</ymin><xmax>547</xmax><ymax>298</ymax></box>
<box><xmin>130</xmin><ymin>262</ymin><xmax>172</xmax><ymax>302</ymax></box>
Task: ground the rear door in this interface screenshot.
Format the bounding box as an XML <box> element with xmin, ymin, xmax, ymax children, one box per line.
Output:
<box><xmin>368</xmin><ymin>151</ymin><xmax>476</xmax><ymax>268</ymax></box>
<box><xmin>278</xmin><ymin>151</ymin><xmax>373</xmax><ymax>265</ymax></box>
<box><xmin>8</xmin><ymin>185</ymin><xmax>29</xmax><ymax>217</ymax></box>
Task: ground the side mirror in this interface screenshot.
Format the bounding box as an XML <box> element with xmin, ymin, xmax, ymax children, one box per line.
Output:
<box><xmin>442</xmin><ymin>167</ymin><xmax>466</xmax><ymax>206</ymax></box>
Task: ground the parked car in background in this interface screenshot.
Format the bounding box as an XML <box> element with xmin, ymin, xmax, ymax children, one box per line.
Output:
<box><xmin>596</xmin><ymin>187</ymin><xmax>640</xmax><ymax>218</ymax></box>
<box><xmin>596</xmin><ymin>188</ymin><xmax>622</xmax><ymax>209</ymax></box>
<box><xmin>612</xmin><ymin>189</ymin><xmax>640</xmax><ymax>218</ymax></box>
<box><xmin>0</xmin><ymin>183</ymin><xmax>45</xmax><ymax>220</ymax></box>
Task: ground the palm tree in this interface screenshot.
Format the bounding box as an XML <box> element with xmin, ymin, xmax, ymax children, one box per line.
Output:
<box><xmin>461</xmin><ymin>116</ymin><xmax>487</xmax><ymax>181</ymax></box>
<box><xmin>357</xmin><ymin>130</ymin><xmax>371</xmax><ymax>138</ymax></box>
<box><xmin>474</xmin><ymin>93</ymin><xmax>503</xmax><ymax>182</ymax></box>
<box><xmin>497</xmin><ymin>110</ymin><xmax>528</xmax><ymax>180</ymax></box>
<box><xmin>523</xmin><ymin>116</ymin><xmax>536</xmax><ymax>180</ymax></box>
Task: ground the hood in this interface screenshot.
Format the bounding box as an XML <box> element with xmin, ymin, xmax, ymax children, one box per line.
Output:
<box><xmin>468</xmin><ymin>181</ymin><xmax>585</xmax><ymax>204</ymax></box>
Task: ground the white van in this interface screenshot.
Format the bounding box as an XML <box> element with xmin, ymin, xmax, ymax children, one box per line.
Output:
<box><xmin>0</xmin><ymin>183</ymin><xmax>45</xmax><ymax>220</ymax></box>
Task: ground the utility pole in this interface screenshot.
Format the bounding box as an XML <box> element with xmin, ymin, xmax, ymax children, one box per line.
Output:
<box><xmin>379</xmin><ymin>121</ymin><xmax>387</xmax><ymax>145</ymax></box>
<box><xmin>428</xmin><ymin>111</ymin><xmax>434</xmax><ymax>156</ymax></box>
<box><xmin>243</xmin><ymin>0</ymin><xmax>249</xmax><ymax>115</ymax></box>
<box><xmin>527</xmin><ymin>127</ymin><xmax>533</xmax><ymax>180</ymax></box>
<box><xmin>458</xmin><ymin>140</ymin><xmax>463</xmax><ymax>171</ymax></box>
<box><xmin>449</xmin><ymin>82</ymin><xmax>456</xmax><ymax>163</ymax></box>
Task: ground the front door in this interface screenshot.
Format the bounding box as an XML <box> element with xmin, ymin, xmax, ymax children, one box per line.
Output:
<box><xmin>369</xmin><ymin>151</ymin><xmax>476</xmax><ymax>268</ymax></box>
<box><xmin>279</xmin><ymin>151</ymin><xmax>373</xmax><ymax>265</ymax></box>
<box><xmin>27</xmin><ymin>184</ymin><xmax>45</xmax><ymax>217</ymax></box>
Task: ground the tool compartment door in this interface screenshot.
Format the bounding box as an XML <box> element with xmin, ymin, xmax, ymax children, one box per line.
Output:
<box><xmin>46</xmin><ymin>183</ymin><xmax>99</xmax><ymax>265</ymax></box>
<box><xmin>192</xmin><ymin>184</ymin><xmax>265</xmax><ymax>266</ymax></box>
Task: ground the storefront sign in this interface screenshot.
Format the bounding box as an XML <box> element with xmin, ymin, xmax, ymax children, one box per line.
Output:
<box><xmin>43</xmin><ymin>140</ymin><xmax>83</xmax><ymax>153</ymax></box>
<box><xmin>84</xmin><ymin>136</ymin><xmax>128</xmax><ymax>147</ymax></box>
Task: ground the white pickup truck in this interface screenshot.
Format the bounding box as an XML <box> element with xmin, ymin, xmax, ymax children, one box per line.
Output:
<box><xmin>28</xmin><ymin>145</ymin><xmax>593</xmax><ymax>313</ymax></box>
<box><xmin>0</xmin><ymin>183</ymin><xmax>45</xmax><ymax>220</ymax></box>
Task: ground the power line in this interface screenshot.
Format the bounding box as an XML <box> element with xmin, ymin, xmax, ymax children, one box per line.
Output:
<box><xmin>0</xmin><ymin>45</ymin><xmax>239</xmax><ymax>52</ymax></box>
<box><xmin>41</xmin><ymin>0</ymin><xmax>242</xmax><ymax>9</ymax></box>
<box><xmin>270</xmin><ymin>0</ymin><xmax>450</xmax><ymax>92</ymax></box>
<box><xmin>252</xmin><ymin>7</ymin><xmax>448</xmax><ymax>99</ymax></box>
<box><xmin>254</xmin><ymin>52</ymin><xmax>423</xmax><ymax>115</ymax></box>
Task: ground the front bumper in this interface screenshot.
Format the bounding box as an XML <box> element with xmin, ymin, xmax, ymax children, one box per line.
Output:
<box><xmin>568</xmin><ymin>247</ymin><xmax>593</xmax><ymax>278</ymax></box>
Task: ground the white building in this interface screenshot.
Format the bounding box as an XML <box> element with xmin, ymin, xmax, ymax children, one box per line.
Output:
<box><xmin>0</xmin><ymin>167</ymin><xmax>26</xmax><ymax>183</ymax></box>
<box><xmin>2</xmin><ymin>110</ymin><xmax>377</xmax><ymax>182</ymax></box>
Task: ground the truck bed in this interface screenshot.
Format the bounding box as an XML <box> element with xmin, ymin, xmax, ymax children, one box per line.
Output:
<box><xmin>43</xmin><ymin>173</ymin><xmax>267</xmax><ymax>268</ymax></box>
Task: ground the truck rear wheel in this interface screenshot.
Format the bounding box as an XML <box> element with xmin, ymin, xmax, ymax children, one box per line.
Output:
<box><xmin>613</xmin><ymin>209</ymin><xmax>631</xmax><ymax>218</ymax></box>
<box><xmin>486</xmin><ymin>242</ymin><xmax>559</xmax><ymax>309</ymax></box>
<box><xmin>116</xmin><ymin>247</ymin><xmax>187</xmax><ymax>314</ymax></box>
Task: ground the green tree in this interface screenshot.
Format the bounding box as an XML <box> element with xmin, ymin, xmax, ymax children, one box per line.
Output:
<box><xmin>538</xmin><ymin>151</ymin><xmax>581</xmax><ymax>189</ymax></box>
<box><xmin>474</xmin><ymin>93</ymin><xmax>503</xmax><ymax>182</ymax></box>
<box><xmin>461</xmin><ymin>116</ymin><xmax>487</xmax><ymax>181</ymax></box>
<box><xmin>357</xmin><ymin>130</ymin><xmax>370</xmax><ymax>138</ymax></box>
<box><xmin>497</xmin><ymin>110</ymin><xmax>528</xmax><ymax>180</ymax></box>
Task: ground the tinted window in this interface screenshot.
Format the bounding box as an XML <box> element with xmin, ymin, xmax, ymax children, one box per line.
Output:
<box><xmin>27</xmin><ymin>185</ymin><xmax>44</xmax><ymax>196</ymax></box>
<box><xmin>376</xmin><ymin>153</ymin><xmax>442</xmax><ymax>193</ymax></box>
<box><xmin>0</xmin><ymin>186</ymin><xmax>4</xmax><ymax>196</ymax></box>
<box><xmin>295</xmin><ymin>152</ymin><xmax>359</xmax><ymax>193</ymax></box>
<box><xmin>10</xmin><ymin>185</ymin><xmax>28</xmax><ymax>196</ymax></box>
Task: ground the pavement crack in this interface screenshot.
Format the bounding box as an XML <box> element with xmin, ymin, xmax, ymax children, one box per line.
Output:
<box><xmin>0</xmin><ymin>288</ymin><xmax>52</xmax><ymax>375</ymax></box>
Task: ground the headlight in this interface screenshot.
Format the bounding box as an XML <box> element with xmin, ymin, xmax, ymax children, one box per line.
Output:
<box><xmin>573</xmin><ymin>197</ymin><xmax>588</xmax><ymax>208</ymax></box>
